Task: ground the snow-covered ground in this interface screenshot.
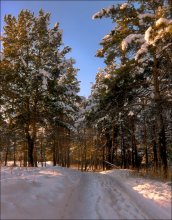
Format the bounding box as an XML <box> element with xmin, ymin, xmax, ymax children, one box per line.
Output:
<box><xmin>101</xmin><ymin>169</ymin><xmax>172</xmax><ymax>218</ymax></box>
<box><xmin>1</xmin><ymin>163</ymin><xmax>171</xmax><ymax>219</ymax></box>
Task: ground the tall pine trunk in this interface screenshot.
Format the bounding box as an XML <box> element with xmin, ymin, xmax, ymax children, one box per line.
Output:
<box><xmin>13</xmin><ymin>141</ymin><xmax>16</xmax><ymax>167</ymax></box>
<box><xmin>27</xmin><ymin>135</ymin><xmax>34</xmax><ymax>167</ymax></box>
<box><xmin>4</xmin><ymin>144</ymin><xmax>9</xmax><ymax>166</ymax></box>
<box><xmin>53</xmin><ymin>139</ymin><xmax>56</xmax><ymax>166</ymax></box>
<box><xmin>143</xmin><ymin>118</ymin><xmax>148</xmax><ymax>172</ymax></box>
<box><xmin>121</xmin><ymin>122</ymin><xmax>126</xmax><ymax>169</ymax></box>
<box><xmin>153</xmin><ymin>56</ymin><xmax>168</xmax><ymax>177</ymax></box>
<box><xmin>105</xmin><ymin>132</ymin><xmax>112</xmax><ymax>170</ymax></box>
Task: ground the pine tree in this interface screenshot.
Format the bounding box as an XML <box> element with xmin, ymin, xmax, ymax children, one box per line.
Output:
<box><xmin>0</xmin><ymin>9</ymin><xmax>80</xmax><ymax>167</ymax></box>
<box><xmin>91</xmin><ymin>0</ymin><xmax>172</xmax><ymax>176</ymax></box>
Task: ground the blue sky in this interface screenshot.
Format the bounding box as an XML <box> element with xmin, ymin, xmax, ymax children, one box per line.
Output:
<box><xmin>1</xmin><ymin>0</ymin><xmax>124</xmax><ymax>97</ymax></box>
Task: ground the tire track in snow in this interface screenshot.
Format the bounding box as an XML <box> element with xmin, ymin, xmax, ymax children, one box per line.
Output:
<box><xmin>94</xmin><ymin>173</ymin><xmax>170</xmax><ymax>219</ymax></box>
<box><xmin>60</xmin><ymin>172</ymin><xmax>170</xmax><ymax>219</ymax></box>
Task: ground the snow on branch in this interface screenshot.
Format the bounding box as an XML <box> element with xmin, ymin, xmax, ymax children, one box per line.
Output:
<box><xmin>39</xmin><ymin>69</ymin><xmax>51</xmax><ymax>90</ymax></box>
<box><xmin>120</xmin><ymin>3</ymin><xmax>129</xmax><ymax>10</ymax></box>
<box><xmin>54</xmin><ymin>22</ymin><xmax>59</xmax><ymax>29</ymax></box>
<box><xmin>144</xmin><ymin>26</ymin><xmax>152</xmax><ymax>43</ymax></box>
<box><xmin>138</xmin><ymin>13</ymin><xmax>155</xmax><ymax>20</ymax></box>
<box><xmin>121</xmin><ymin>34</ymin><xmax>145</xmax><ymax>51</ymax></box>
<box><xmin>155</xmin><ymin>18</ymin><xmax>172</xmax><ymax>27</ymax></box>
<box><xmin>39</xmin><ymin>69</ymin><xmax>51</xmax><ymax>78</ymax></box>
<box><xmin>138</xmin><ymin>13</ymin><xmax>155</xmax><ymax>25</ymax></box>
<box><xmin>92</xmin><ymin>5</ymin><xmax>115</xmax><ymax>20</ymax></box>
<box><xmin>135</xmin><ymin>42</ymin><xmax>149</xmax><ymax>61</ymax></box>
<box><xmin>101</xmin><ymin>34</ymin><xmax>112</xmax><ymax>43</ymax></box>
<box><xmin>144</xmin><ymin>18</ymin><xmax>172</xmax><ymax>45</ymax></box>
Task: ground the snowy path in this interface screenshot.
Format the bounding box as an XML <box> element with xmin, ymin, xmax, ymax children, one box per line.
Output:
<box><xmin>1</xmin><ymin>165</ymin><xmax>171</xmax><ymax>219</ymax></box>
<box><xmin>60</xmin><ymin>172</ymin><xmax>169</xmax><ymax>219</ymax></box>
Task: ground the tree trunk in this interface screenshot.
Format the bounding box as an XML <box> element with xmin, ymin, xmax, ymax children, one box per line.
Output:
<box><xmin>27</xmin><ymin>135</ymin><xmax>34</xmax><ymax>167</ymax></box>
<box><xmin>44</xmin><ymin>144</ymin><xmax>47</xmax><ymax>167</ymax></box>
<box><xmin>131</xmin><ymin>136</ymin><xmax>135</xmax><ymax>169</ymax></box>
<box><xmin>153</xmin><ymin>140</ymin><xmax>158</xmax><ymax>171</ymax></box>
<box><xmin>143</xmin><ymin>118</ymin><xmax>148</xmax><ymax>172</ymax></box>
<box><xmin>152</xmin><ymin>55</ymin><xmax>168</xmax><ymax>177</ymax></box>
<box><xmin>53</xmin><ymin>139</ymin><xmax>56</xmax><ymax>166</ymax></box>
<box><xmin>67</xmin><ymin>131</ymin><xmax>70</xmax><ymax>168</ymax></box>
<box><xmin>134</xmin><ymin>136</ymin><xmax>138</xmax><ymax>170</ymax></box>
<box><xmin>5</xmin><ymin>145</ymin><xmax>9</xmax><ymax>166</ymax></box>
<box><xmin>34</xmin><ymin>146</ymin><xmax>37</xmax><ymax>167</ymax></box>
<box><xmin>13</xmin><ymin>141</ymin><xmax>16</xmax><ymax>167</ymax></box>
<box><xmin>67</xmin><ymin>143</ymin><xmax>70</xmax><ymax>168</ymax></box>
<box><xmin>56</xmin><ymin>140</ymin><xmax>59</xmax><ymax>165</ymax></box>
<box><xmin>24</xmin><ymin>142</ymin><xmax>27</xmax><ymax>167</ymax></box>
<box><xmin>40</xmin><ymin>138</ymin><xmax>44</xmax><ymax>167</ymax></box>
<box><xmin>159</xmin><ymin>123</ymin><xmax>168</xmax><ymax>177</ymax></box>
<box><xmin>131</xmin><ymin>121</ymin><xmax>139</xmax><ymax>170</ymax></box>
<box><xmin>102</xmin><ymin>144</ymin><xmax>105</xmax><ymax>170</ymax></box>
<box><xmin>121</xmin><ymin>123</ymin><xmax>126</xmax><ymax>169</ymax></box>
<box><xmin>112</xmin><ymin>123</ymin><xmax>115</xmax><ymax>165</ymax></box>
<box><xmin>25</xmin><ymin>97</ymin><xmax>37</xmax><ymax>167</ymax></box>
<box><xmin>106</xmin><ymin>132</ymin><xmax>112</xmax><ymax>170</ymax></box>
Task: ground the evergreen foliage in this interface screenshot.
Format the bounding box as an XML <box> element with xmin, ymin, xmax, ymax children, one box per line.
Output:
<box><xmin>84</xmin><ymin>0</ymin><xmax>172</xmax><ymax>177</ymax></box>
<box><xmin>0</xmin><ymin>9</ymin><xmax>80</xmax><ymax>167</ymax></box>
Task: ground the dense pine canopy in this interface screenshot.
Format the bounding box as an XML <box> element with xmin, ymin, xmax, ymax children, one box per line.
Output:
<box><xmin>0</xmin><ymin>9</ymin><xmax>80</xmax><ymax>167</ymax></box>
